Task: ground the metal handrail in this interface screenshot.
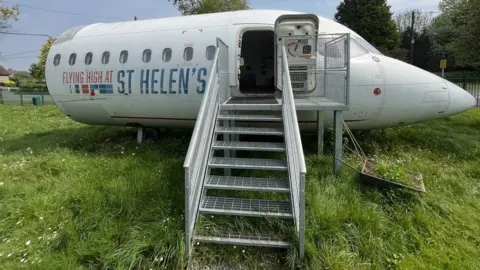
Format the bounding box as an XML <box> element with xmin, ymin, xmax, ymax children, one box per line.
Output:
<box><xmin>184</xmin><ymin>38</ymin><xmax>229</xmax><ymax>256</ymax></box>
<box><xmin>282</xmin><ymin>45</ymin><xmax>307</xmax><ymax>174</ymax></box>
<box><xmin>281</xmin><ymin>44</ymin><xmax>306</xmax><ymax>259</ymax></box>
<box><xmin>183</xmin><ymin>48</ymin><xmax>220</xmax><ymax>168</ymax></box>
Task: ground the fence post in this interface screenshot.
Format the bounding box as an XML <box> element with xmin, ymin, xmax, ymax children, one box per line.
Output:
<box><xmin>463</xmin><ymin>74</ymin><xmax>467</xmax><ymax>90</ymax></box>
<box><xmin>20</xmin><ymin>90</ymin><xmax>24</xmax><ymax>106</ymax></box>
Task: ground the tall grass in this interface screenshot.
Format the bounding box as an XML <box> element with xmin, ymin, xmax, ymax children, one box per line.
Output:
<box><xmin>0</xmin><ymin>105</ymin><xmax>479</xmax><ymax>269</ymax></box>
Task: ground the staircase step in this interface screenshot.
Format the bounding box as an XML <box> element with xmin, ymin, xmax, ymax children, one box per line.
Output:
<box><xmin>200</xmin><ymin>196</ymin><xmax>293</xmax><ymax>218</ymax></box>
<box><xmin>215</xmin><ymin>127</ymin><xmax>284</xmax><ymax>136</ymax></box>
<box><xmin>209</xmin><ymin>157</ymin><xmax>287</xmax><ymax>171</ymax></box>
<box><xmin>218</xmin><ymin>114</ymin><xmax>283</xmax><ymax>122</ymax></box>
<box><xmin>194</xmin><ymin>234</ymin><xmax>291</xmax><ymax>248</ymax></box>
<box><xmin>212</xmin><ymin>141</ymin><xmax>285</xmax><ymax>152</ymax></box>
<box><xmin>205</xmin><ymin>176</ymin><xmax>290</xmax><ymax>193</ymax></box>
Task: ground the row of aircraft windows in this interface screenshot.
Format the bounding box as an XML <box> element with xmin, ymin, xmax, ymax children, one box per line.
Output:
<box><xmin>53</xmin><ymin>46</ymin><xmax>217</xmax><ymax>66</ymax></box>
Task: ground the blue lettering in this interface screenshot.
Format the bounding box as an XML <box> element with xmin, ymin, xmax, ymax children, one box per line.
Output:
<box><xmin>151</xmin><ymin>69</ymin><xmax>159</xmax><ymax>94</ymax></box>
<box><xmin>169</xmin><ymin>68</ymin><xmax>177</xmax><ymax>94</ymax></box>
<box><xmin>160</xmin><ymin>69</ymin><xmax>167</xmax><ymax>94</ymax></box>
<box><xmin>196</xmin><ymin>68</ymin><xmax>207</xmax><ymax>94</ymax></box>
<box><xmin>117</xmin><ymin>70</ymin><xmax>125</xmax><ymax>94</ymax></box>
<box><xmin>126</xmin><ymin>70</ymin><xmax>134</xmax><ymax>94</ymax></box>
<box><xmin>140</xmin><ymin>69</ymin><xmax>150</xmax><ymax>94</ymax></box>
<box><xmin>179</xmin><ymin>68</ymin><xmax>190</xmax><ymax>94</ymax></box>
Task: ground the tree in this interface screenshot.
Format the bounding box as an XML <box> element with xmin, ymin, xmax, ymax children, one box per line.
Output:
<box><xmin>394</xmin><ymin>9</ymin><xmax>434</xmax><ymax>34</ymax></box>
<box><xmin>169</xmin><ymin>0</ymin><xmax>249</xmax><ymax>15</ymax></box>
<box><xmin>29</xmin><ymin>63</ymin><xmax>43</xmax><ymax>79</ymax></box>
<box><xmin>334</xmin><ymin>0</ymin><xmax>400</xmax><ymax>54</ymax></box>
<box><xmin>0</xmin><ymin>1</ymin><xmax>20</xmax><ymax>32</ymax></box>
<box><xmin>429</xmin><ymin>0</ymin><xmax>480</xmax><ymax>68</ymax></box>
<box><xmin>28</xmin><ymin>38</ymin><xmax>54</xmax><ymax>80</ymax></box>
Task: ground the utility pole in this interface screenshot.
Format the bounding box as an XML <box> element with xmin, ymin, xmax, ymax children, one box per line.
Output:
<box><xmin>410</xmin><ymin>11</ymin><xmax>415</xmax><ymax>65</ymax></box>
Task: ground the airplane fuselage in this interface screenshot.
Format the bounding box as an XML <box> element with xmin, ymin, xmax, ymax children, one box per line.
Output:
<box><xmin>45</xmin><ymin>10</ymin><xmax>476</xmax><ymax>131</ymax></box>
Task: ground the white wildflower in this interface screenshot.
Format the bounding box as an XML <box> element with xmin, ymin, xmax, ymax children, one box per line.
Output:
<box><xmin>25</xmin><ymin>240</ymin><xmax>31</xmax><ymax>247</ymax></box>
<box><xmin>233</xmin><ymin>246</ymin><xmax>236</xmax><ymax>249</ymax></box>
<box><xmin>242</xmin><ymin>250</ymin><xmax>245</xmax><ymax>253</ymax></box>
<box><xmin>7</xmin><ymin>253</ymin><xmax>12</xmax><ymax>258</ymax></box>
<box><xmin>39</xmin><ymin>216</ymin><xmax>44</xmax><ymax>220</ymax></box>
<box><xmin>159</xmin><ymin>257</ymin><xmax>164</xmax><ymax>262</ymax></box>
<box><xmin>0</xmin><ymin>182</ymin><xmax>3</xmax><ymax>186</ymax></box>
<box><xmin>20</xmin><ymin>258</ymin><xmax>26</xmax><ymax>263</ymax></box>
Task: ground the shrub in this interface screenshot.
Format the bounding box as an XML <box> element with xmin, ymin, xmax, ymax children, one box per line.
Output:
<box><xmin>0</xmin><ymin>80</ymin><xmax>17</xmax><ymax>87</ymax></box>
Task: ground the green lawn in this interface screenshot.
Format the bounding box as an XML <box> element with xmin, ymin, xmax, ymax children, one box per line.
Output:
<box><xmin>0</xmin><ymin>105</ymin><xmax>479</xmax><ymax>269</ymax></box>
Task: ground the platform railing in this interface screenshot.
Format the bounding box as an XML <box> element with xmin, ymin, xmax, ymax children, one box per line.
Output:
<box><xmin>281</xmin><ymin>44</ymin><xmax>307</xmax><ymax>259</ymax></box>
<box><xmin>184</xmin><ymin>38</ymin><xmax>229</xmax><ymax>256</ymax></box>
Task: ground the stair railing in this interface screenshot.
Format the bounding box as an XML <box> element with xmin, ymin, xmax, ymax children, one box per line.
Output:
<box><xmin>281</xmin><ymin>44</ymin><xmax>307</xmax><ymax>259</ymax></box>
<box><xmin>184</xmin><ymin>38</ymin><xmax>229</xmax><ymax>256</ymax></box>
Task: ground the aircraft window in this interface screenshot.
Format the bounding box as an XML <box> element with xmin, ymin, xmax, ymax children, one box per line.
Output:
<box><xmin>162</xmin><ymin>48</ymin><xmax>172</xmax><ymax>62</ymax></box>
<box><xmin>69</xmin><ymin>53</ymin><xmax>76</xmax><ymax>66</ymax></box>
<box><xmin>53</xmin><ymin>54</ymin><xmax>61</xmax><ymax>66</ymax></box>
<box><xmin>206</xmin><ymin>45</ymin><xmax>216</xmax><ymax>60</ymax></box>
<box><xmin>119</xmin><ymin>50</ymin><xmax>128</xmax><ymax>64</ymax></box>
<box><xmin>317</xmin><ymin>39</ymin><xmax>342</xmax><ymax>58</ymax></box>
<box><xmin>102</xmin><ymin>51</ymin><xmax>110</xmax><ymax>64</ymax></box>
<box><xmin>85</xmin><ymin>52</ymin><xmax>93</xmax><ymax>65</ymax></box>
<box><xmin>142</xmin><ymin>49</ymin><xmax>152</xmax><ymax>63</ymax></box>
<box><xmin>350</xmin><ymin>39</ymin><xmax>369</xmax><ymax>58</ymax></box>
<box><xmin>354</xmin><ymin>35</ymin><xmax>383</xmax><ymax>55</ymax></box>
<box><xmin>184</xmin><ymin>47</ymin><xmax>193</xmax><ymax>61</ymax></box>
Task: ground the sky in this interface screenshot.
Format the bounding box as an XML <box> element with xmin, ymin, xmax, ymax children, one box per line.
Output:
<box><xmin>0</xmin><ymin>0</ymin><xmax>440</xmax><ymax>71</ymax></box>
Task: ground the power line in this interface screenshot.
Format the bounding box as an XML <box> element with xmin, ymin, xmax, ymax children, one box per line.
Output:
<box><xmin>0</xmin><ymin>31</ymin><xmax>54</xmax><ymax>39</ymax></box>
<box><xmin>0</xmin><ymin>55</ymin><xmax>39</xmax><ymax>59</ymax></box>
<box><xmin>0</xmin><ymin>50</ymin><xmax>40</xmax><ymax>57</ymax></box>
<box><xmin>2</xmin><ymin>1</ymin><xmax>127</xmax><ymax>21</ymax></box>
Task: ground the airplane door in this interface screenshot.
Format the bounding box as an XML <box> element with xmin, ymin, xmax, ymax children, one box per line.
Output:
<box><xmin>274</xmin><ymin>14</ymin><xmax>319</xmax><ymax>92</ymax></box>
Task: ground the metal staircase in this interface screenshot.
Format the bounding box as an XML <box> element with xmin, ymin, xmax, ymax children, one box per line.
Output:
<box><xmin>184</xmin><ymin>30</ymin><xmax>350</xmax><ymax>261</ymax></box>
<box><xmin>184</xmin><ymin>37</ymin><xmax>307</xmax><ymax>259</ymax></box>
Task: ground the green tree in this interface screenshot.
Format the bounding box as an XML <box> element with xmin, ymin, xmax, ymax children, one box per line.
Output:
<box><xmin>29</xmin><ymin>63</ymin><xmax>43</xmax><ymax>79</ymax></box>
<box><xmin>429</xmin><ymin>0</ymin><xmax>480</xmax><ymax>68</ymax></box>
<box><xmin>28</xmin><ymin>39</ymin><xmax>54</xmax><ymax>80</ymax></box>
<box><xmin>334</xmin><ymin>0</ymin><xmax>400</xmax><ymax>54</ymax></box>
<box><xmin>169</xmin><ymin>0</ymin><xmax>249</xmax><ymax>15</ymax></box>
<box><xmin>0</xmin><ymin>1</ymin><xmax>19</xmax><ymax>31</ymax></box>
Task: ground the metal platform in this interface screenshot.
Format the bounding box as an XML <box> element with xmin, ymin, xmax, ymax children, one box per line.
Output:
<box><xmin>194</xmin><ymin>234</ymin><xmax>291</xmax><ymax>248</ymax></box>
<box><xmin>215</xmin><ymin>127</ymin><xmax>284</xmax><ymax>136</ymax></box>
<box><xmin>209</xmin><ymin>157</ymin><xmax>287</xmax><ymax>171</ymax></box>
<box><xmin>221</xmin><ymin>96</ymin><xmax>346</xmax><ymax>111</ymax></box>
<box><xmin>205</xmin><ymin>176</ymin><xmax>290</xmax><ymax>193</ymax></box>
<box><xmin>200</xmin><ymin>196</ymin><xmax>293</xmax><ymax>218</ymax></box>
<box><xmin>212</xmin><ymin>141</ymin><xmax>285</xmax><ymax>152</ymax></box>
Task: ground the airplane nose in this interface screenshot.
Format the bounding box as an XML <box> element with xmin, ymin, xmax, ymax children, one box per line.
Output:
<box><xmin>445</xmin><ymin>81</ymin><xmax>477</xmax><ymax>114</ymax></box>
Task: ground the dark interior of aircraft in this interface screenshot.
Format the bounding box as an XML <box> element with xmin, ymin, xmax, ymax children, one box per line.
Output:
<box><xmin>239</xmin><ymin>31</ymin><xmax>275</xmax><ymax>95</ymax></box>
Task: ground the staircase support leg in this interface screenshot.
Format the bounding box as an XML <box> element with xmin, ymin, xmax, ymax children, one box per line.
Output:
<box><xmin>137</xmin><ymin>127</ymin><xmax>145</xmax><ymax>144</ymax></box>
<box><xmin>334</xmin><ymin>110</ymin><xmax>343</xmax><ymax>175</ymax></box>
<box><xmin>317</xmin><ymin>111</ymin><xmax>325</xmax><ymax>155</ymax></box>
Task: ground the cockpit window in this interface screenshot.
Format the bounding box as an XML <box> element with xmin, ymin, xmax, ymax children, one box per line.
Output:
<box><xmin>353</xmin><ymin>35</ymin><xmax>383</xmax><ymax>55</ymax></box>
<box><xmin>350</xmin><ymin>39</ymin><xmax>369</xmax><ymax>58</ymax></box>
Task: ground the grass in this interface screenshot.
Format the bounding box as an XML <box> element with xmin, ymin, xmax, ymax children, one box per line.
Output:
<box><xmin>0</xmin><ymin>105</ymin><xmax>479</xmax><ymax>269</ymax></box>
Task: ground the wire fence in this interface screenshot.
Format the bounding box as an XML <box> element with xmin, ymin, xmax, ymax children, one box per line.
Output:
<box><xmin>444</xmin><ymin>76</ymin><xmax>480</xmax><ymax>107</ymax></box>
<box><xmin>0</xmin><ymin>87</ymin><xmax>54</xmax><ymax>106</ymax></box>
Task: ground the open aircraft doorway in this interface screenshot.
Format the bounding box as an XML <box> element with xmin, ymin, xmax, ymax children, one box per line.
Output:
<box><xmin>238</xmin><ymin>30</ymin><xmax>275</xmax><ymax>95</ymax></box>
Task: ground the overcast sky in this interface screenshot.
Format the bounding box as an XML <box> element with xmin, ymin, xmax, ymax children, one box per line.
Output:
<box><xmin>0</xmin><ymin>0</ymin><xmax>440</xmax><ymax>70</ymax></box>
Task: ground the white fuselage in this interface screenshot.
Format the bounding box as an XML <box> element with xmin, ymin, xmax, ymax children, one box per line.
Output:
<box><xmin>45</xmin><ymin>10</ymin><xmax>476</xmax><ymax>131</ymax></box>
